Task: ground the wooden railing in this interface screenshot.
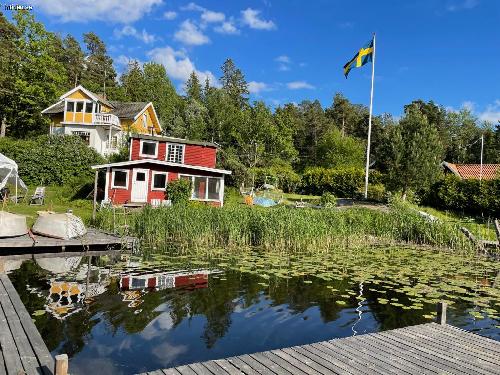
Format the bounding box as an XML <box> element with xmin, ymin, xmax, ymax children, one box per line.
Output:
<box><xmin>93</xmin><ymin>113</ymin><xmax>120</xmax><ymax>126</ymax></box>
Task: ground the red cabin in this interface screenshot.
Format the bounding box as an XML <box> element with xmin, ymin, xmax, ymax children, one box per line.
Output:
<box><xmin>92</xmin><ymin>134</ymin><xmax>231</xmax><ymax>206</ymax></box>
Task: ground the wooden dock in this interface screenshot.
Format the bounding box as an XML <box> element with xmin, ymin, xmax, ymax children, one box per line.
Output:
<box><xmin>0</xmin><ymin>273</ymin><xmax>54</xmax><ymax>375</ymax></box>
<box><xmin>143</xmin><ymin>322</ymin><xmax>500</xmax><ymax>375</ymax></box>
<box><xmin>0</xmin><ymin>228</ymin><xmax>137</xmax><ymax>256</ymax></box>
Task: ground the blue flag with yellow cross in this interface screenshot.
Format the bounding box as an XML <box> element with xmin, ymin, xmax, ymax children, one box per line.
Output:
<box><xmin>343</xmin><ymin>38</ymin><xmax>374</xmax><ymax>78</ymax></box>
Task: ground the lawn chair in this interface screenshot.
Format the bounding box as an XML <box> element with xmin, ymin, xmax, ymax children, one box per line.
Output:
<box><xmin>29</xmin><ymin>186</ymin><xmax>45</xmax><ymax>205</ymax></box>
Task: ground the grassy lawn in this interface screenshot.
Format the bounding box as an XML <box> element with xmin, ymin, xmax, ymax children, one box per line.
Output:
<box><xmin>3</xmin><ymin>186</ymin><xmax>93</xmax><ymax>226</ymax></box>
<box><xmin>224</xmin><ymin>187</ymin><xmax>320</xmax><ymax>207</ymax></box>
<box><xmin>418</xmin><ymin>206</ymin><xmax>498</xmax><ymax>241</ymax></box>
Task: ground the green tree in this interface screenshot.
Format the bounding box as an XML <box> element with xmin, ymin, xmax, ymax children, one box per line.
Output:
<box><xmin>62</xmin><ymin>35</ymin><xmax>85</xmax><ymax>88</ymax></box>
<box><xmin>219</xmin><ymin>58</ymin><xmax>249</xmax><ymax>109</ymax></box>
<box><xmin>121</xmin><ymin>60</ymin><xmax>146</xmax><ymax>101</ymax></box>
<box><xmin>81</xmin><ymin>32</ymin><xmax>116</xmax><ymax>95</ymax></box>
<box><xmin>385</xmin><ymin>104</ymin><xmax>444</xmax><ymax>197</ymax></box>
<box><xmin>185</xmin><ymin>71</ymin><xmax>202</xmax><ymax>102</ymax></box>
<box><xmin>5</xmin><ymin>11</ymin><xmax>66</xmax><ymax>137</ymax></box>
<box><xmin>0</xmin><ymin>13</ymin><xmax>21</xmax><ymax>137</ymax></box>
<box><xmin>317</xmin><ymin>128</ymin><xmax>365</xmax><ymax>169</ymax></box>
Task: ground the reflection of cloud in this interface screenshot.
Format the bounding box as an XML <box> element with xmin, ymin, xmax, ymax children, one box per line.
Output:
<box><xmin>151</xmin><ymin>342</ymin><xmax>188</xmax><ymax>366</ymax></box>
<box><xmin>140</xmin><ymin>312</ymin><xmax>174</xmax><ymax>340</ymax></box>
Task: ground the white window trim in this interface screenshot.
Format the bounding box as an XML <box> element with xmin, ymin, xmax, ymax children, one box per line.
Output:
<box><xmin>111</xmin><ymin>168</ymin><xmax>129</xmax><ymax>189</ymax></box>
<box><xmin>166</xmin><ymin>143</ymin><xmax>185</xmax><ymax>164</ymax></box>
<box><xmin>64</xmin><ymin>99</ymin><xmax>94</xmax><ymax>123</ymax></box>
<box><xmin>139</xmin><ymin>139</ymin><xmax>159</xmax><ymax>158</ymax></box>
<box><xmin>178</xmin><ymin>174</ymin><xmax>223</xmax><ymax>202</ymax></box>
<box><xmin>151</xmin><ymin>171</ymin><xmax>168</xmax><ymax>191</ymax></box>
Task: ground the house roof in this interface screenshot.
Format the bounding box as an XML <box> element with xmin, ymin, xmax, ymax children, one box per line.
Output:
<box><xmin>442</xmin><ymin>162</ymin><xmax>500</xmax><ymax>180</ymax></box>
<box><xmin>132</xmin><ymin>134</ymin><xmax>219</xmax><ymax>148</ymax></box>
<box><xmin>91</xmin><ymin>159</ymin><xmax>231</xmax><ymax>175</ymax></box>
<box><xmin>109</xmin><ymin>101</ymin><xmax>149</xmax><ymax>119</ymax></box>
<box><xmin>41</xmin><ymin>101</ymin><xmax>64</xmax><ymax>114</ymax></box>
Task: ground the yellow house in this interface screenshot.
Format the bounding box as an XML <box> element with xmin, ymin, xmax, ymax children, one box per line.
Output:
<box><xmin>41</xmin><ymin>85</ymin><xmax>162</xmax><ymax>156</ymax></box>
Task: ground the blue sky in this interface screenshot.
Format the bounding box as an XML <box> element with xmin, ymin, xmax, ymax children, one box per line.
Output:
<box><xmin>11</xmin><ymin>0</ymin><xmax>500</xmax><ymax>121</ymax></box>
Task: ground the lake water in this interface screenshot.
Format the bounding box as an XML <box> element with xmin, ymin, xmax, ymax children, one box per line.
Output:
<box><xmin>7</xmin><ymin>246</ymin><xmax>500</xmax><ymax>375</ymax></box>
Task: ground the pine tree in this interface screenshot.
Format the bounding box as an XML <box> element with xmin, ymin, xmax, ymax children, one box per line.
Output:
<box><xmin>81</xmin><ymin>32</ymin><xmax>116</xmax><ymax>96</ymax></box>
<box><xmin>219</xmin><ymin>58</ymin><xmax>249</xmax><ymax>109</ymax></box>
<box><xmin>62</xmin><ymin>35</ymin><xmax>85</xmax><ymax>88</ymax></box>
<box><xmin>185</xmin><ymin>72</ymin><xmax>202</xmax><ymax>102</ymax></box>
<box><xmin>121</xmin><ymin>60</ymin><xmax>146</xmax><ymax>101</ymax></box>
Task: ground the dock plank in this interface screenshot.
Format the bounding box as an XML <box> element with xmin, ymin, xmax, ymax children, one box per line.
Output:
<box><xmin>143</xmin><ymin>323</ymin><xmax>500</xmax><ymax>375</ymax></box>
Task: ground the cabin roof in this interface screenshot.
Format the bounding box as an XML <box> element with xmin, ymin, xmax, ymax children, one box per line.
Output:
<box><xmin>91</xmin><ymin>159</ymin><xmax>231</xmax><ymax>174</ymax></box>
<box><xmin>442</xmin><ymin>162</ymin><xmax>500</xmax><ymax>180</ymax></box>
<box><xmin>41</xmin><ymin>101</ymin><xmax>64</xmax><ymax>114</ymax></box>
<box><xmin>109</xmin><ymin>101</ymin><xmax>149</xmax><ymax>119</ymax></box>
<box><xmin>131</xmin><ymin>134</ymin><xmax>219</xmax><ymax>148</ymax></box>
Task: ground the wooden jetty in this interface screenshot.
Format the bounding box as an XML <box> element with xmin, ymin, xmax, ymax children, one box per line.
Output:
<box><xmin>0</xmin><ymin>228</ymin><xmax>137</xmax><ymax>256</ymax></box>
<box><xmin>143</xmin><ymin>322</ymin><xmax>500</xmax><ymax>375</ymax></box>
<box><xmin>0</xmin><ymin>273</ymin><xmax>57</xmax><ymax>375</ymax></box>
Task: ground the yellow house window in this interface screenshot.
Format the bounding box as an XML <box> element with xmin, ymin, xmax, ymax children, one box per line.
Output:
<box><xmin>142</xmin><ymin>113</ymin><xmax>147</xmax><ymax>128</ymax></box>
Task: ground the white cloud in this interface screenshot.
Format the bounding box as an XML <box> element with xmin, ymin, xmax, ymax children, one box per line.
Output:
<box><xmin>478</xmin><ymin>100</ymin><xmax>500</xmax><ymax>123</ymax></box>
<box><xmin>114</xmin><ymin>25</ymin><xmax>156</xmax><ymax>44</ymax></box>
<box><xmin>163</xmin><ymin>11</ymin><xmax>177</xmax><ymax>20</ymax></box>
<box><xmin>461</xmin><ymin>100</ymin><xmax>475</xmax><ymax>112</ymax></box>
<box><xmin>446</xmin><ymin>0</ymin><xmax>479</xmax><ymax>12</ymax></box>
<box><xmin>275</xmin><ymin>55</ymin><xmax>290</xmax><ymax>64</ymax></box>
<box><xmin>241</xmin><ymin>8</ymin><xmax>276</xmax><ymax>30</ymax></box>
<box><xmin>201</xmin><ymin>10</ymin><xmax>225</xmax><ymax>23</ymax></box>
<box><xmin>174</xmin><ymin>20</ymin><xmax>210</xmax><ymax>46</ymax></box>
<box><xmin>287</xmin><ymin>81</ymin><xmax>315</xmax><ymax>90</ymax></box>
<box><xmin>148</xmin><ymin>46</ymin><xmax>218</xmax><ymax>86</ymax></box>
<box><xmin>248</xmin><ymin>81</ymin><xmax>271</xmax><ymax>94</ymax></box>
<box><xmin>32</xmin><ymin>0</ymin><xmax>162</xmax><ymax>23</ymax></box>
<box><xmin>181</xmin><ymin>2</ymin><xmax>205</xmax><ymax>11</ymax></box>
<box><xmin>214</xmin><ymin>21</ymin><xmax>239</xmax><ymax>35</ymax></box>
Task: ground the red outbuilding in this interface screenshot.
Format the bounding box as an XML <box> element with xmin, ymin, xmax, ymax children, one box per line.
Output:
<box><xmin>92</xmin><ymin>134</ymin><xmax>231</xmax><ymax>206</ymax></box>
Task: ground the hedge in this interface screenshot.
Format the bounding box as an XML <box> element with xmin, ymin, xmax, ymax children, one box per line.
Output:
<box><xmin>423</xmin><ymin>175</ymin><xmax>500</xmax><ymax>217</ymax></box>
<box><xmin>301</xmin><ymin>167</ymin><xmax>383</xmax><ymax>198</ymax></box>
<box><xmin>0</xmin><ymin>135</ymin><xmax>104</xmax><ymax>186</ymax></box>
<box><xmin>249</xmin><ymin>165</ymin><xmax>301</xmax><ymax>193</ymax></box>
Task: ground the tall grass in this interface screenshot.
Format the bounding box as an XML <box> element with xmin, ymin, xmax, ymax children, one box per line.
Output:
<box><xmin>94</xmin><ymin>203</ymin><xmax>473</xmax><ymax>254</ymax></box>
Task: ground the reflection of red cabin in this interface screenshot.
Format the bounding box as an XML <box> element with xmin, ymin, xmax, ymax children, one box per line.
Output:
<box><xmin>120</xmin><ymin>270</ymin><xmax>217</xmax><ymax>291</ymax></box>
<box><xmin>92</xmin><ymin>135</ymin><xmax>231</xmax><ymax>206</ymax></box>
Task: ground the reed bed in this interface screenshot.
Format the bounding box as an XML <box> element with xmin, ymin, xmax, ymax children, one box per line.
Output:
<box><xmin>94</xmin><ymin>203</ymin><xmax>473</xmax><ymax>254</ymax></box>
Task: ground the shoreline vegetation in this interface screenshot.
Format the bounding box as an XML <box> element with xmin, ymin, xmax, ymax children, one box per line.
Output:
<box><xmin>94</xmin><ymin>201</ymin><xmax>475</xmax><ymax>254</ymax></box>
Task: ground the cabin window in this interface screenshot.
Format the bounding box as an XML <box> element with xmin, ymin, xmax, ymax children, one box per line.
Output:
<box><xmin>152</xmin><ymin>172</ymin><xmax>168</xmax><ymax>190</ymax></box>
<box><xmin>207</xmin><ymin>178</ymin><xmax>221</xmax><ymax>200</ymax></box>
<box><xmin>179</xmin><ymin>175</ymin><xmax>222</xmax><ymax>201</ymax></box>
<box><xmin>66</xmin><ymin>101</ymin><xmax>75</xmax><ymax>112</ymax></box>
<box><xmin>72</xmin><ymin>131</ymin><xmax>90</xmax><ymax>145</ymax></box>
<box><xmin>130</xmin><ymin>278</ymin><xmax>146</xmax><ymax>289</ymax></box>
<box><xmin>111</xmin><ymin>169</ymin><xmax>128</xmax><ymax>189</ymax></box>
<box><xmin>85</xmin><ymin>102</ymin><xmax>93</xmax><ymax>113</ymax></box>
<box><xmin>76</xmin><ymin>102</ymin><xmax>84</xmax><ymax>113</ymax></box>
<box><xmin>142</xmin><ymin>113</ymin><xmax>147</xmax><ymax>128</ymax></box>
<box><xmin>140</xmin><ymin>140</ymin><xmax>158</xmax><ymax>158</ymax></box>
<box><xmin>167</xmin><ymin>144</ymin><xmax>184</xmax><ymax>164</ymax></box>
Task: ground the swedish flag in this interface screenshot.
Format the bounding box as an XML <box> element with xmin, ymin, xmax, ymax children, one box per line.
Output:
<box><xmin>343</xmin><ymin>38</ymin><xmax>374</xmax><ymax>78</ymax></box>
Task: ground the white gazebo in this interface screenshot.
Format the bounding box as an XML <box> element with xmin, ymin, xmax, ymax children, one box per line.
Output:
<box><xmin>0</xmin><ymin>153</ymin><xmax>27</xmax><ymax>203</ymax></box>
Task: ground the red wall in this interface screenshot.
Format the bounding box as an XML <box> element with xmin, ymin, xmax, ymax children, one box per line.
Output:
<box><xmin>107</xmin><ymin>163</ymin><xmax>223</xmax><ymax>206</ymax></box>
<box><xmin>130</xmin><ymin>138</ymin><xmax>216</xmax><ymax>168</ymax></box>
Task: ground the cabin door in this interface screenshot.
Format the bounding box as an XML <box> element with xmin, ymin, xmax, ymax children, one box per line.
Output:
<box><xmin>131</xmin><ymin>169</ymin><xmax>149</xmax><ymax>202</ymax></box>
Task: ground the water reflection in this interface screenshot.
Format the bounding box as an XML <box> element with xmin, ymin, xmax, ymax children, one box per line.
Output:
<box><xmin>6</xmin><ymin>250</ymin><xmax>500</xmax><ymax>375</ymax></box>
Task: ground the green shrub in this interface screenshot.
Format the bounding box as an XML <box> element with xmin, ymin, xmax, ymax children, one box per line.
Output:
<box><xmin>366</xmin><ymin>183</ymin><xmax>386</xmax><ymax>202</ymax></box>
<box><xmin>320</xmin><ymin>192</ymin><xmax>337</xmax><ymax>208</ymax></box>
<box><xmin>0</xmin><ymin>135</ymin><xmax>104</xmax><ymax>185</ymax></box>
<box><xmin>249</xmin><ymin>165</ymin><xmax>301</xmax><ymax>193</ymax></box>
<box><xmin>424</xmin><ymin>175</ymin><xmax>500</xmax><ymax>217</ymax></box>
<box><xmin>301</xmin><ymin>167</ymin><xmax>382</xmax><ymax>198</ymax></box>
<box><xmin>165</xmin><ymin>178</ymin><xmax>192</xmax><ymax>204</ymax></box>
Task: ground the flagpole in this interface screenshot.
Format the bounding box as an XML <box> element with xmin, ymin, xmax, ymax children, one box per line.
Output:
<box><xmin>364</xmin><ymin>33</ymin><xmax>376</xmax><ymax>199</ymax></box>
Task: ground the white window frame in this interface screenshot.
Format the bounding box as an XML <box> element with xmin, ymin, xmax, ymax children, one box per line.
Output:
<box><xmin>64</xmin><ymin>99</ymin><xmax>94</xmax><ymax>123</ymax></box>
<box><xmin>142</xmin><ymin>113</ymin><xmax>148</xmax><ymax>128</ymax></box>
<box><xmin>166</xmin><ymin>143</ymin><xmax>185</xmax><ymax>164</ymax></box>
<box><xmin>139</xmin><ymin>139</ymin><xmax>158</xmax><ymax>158</ymax></box>
<box><xmin>178</xmin><ymin>174</ymin><xmax>223</xmax><ymax>202</ymax></box>
<box><xmin>151</xmin><ymin>171</ymin><xmax>168</xmax><ymax>191</ymax></box>
<box><xmin>111</xmin><ymin>169</ymin><xmax>129</xmax><ymax>189</ymax></box>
